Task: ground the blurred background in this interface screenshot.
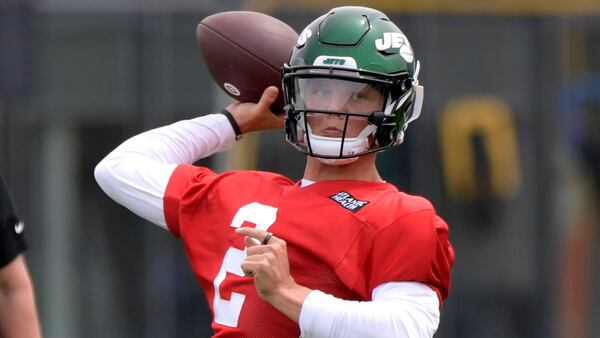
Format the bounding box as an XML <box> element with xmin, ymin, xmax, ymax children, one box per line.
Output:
<box><xmin>1</xmin><ymin>0</ymin><xmax>599</xmax><ymax>337</ymax></box>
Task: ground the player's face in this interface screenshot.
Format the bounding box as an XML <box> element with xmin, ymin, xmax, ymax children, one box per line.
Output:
<box><xmin>297</xmin><ymin>78</ymin><xmax>384</xmax><ymax>138</ymax></box>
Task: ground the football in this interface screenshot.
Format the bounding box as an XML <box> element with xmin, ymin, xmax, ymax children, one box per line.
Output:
<box><xmin>197</xmin><ymin>11</ymin><xmax>298</xmax><ymax>115</ymax></box>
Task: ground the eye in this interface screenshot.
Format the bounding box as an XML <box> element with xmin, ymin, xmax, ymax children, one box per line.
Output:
<box><xmin>351</xmin><ymin>92</ymin><xmax>367</xmax><ymax>101</ymax></box>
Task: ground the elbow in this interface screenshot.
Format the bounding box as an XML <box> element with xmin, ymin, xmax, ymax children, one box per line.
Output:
<box><xmin>393</xmin><ymin>304</ymin><xmax>440</xmax><ymax>338</ymax></box>
<box><xmin>94</xmin><ymin>155</ymin><xmax>121</xmax><ymax>197</ymax></box>
<box><xmin>94</xmin><ymin>158</ymin><xmax>110</xmax><ymax>192</ymax></box>
<box><xmin>94</xmin><ymin>153</ymin><xmax>137</xmax><ymax>207</ymax></box>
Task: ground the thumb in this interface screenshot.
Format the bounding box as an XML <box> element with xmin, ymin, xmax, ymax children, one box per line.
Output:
<box><xmin>256</xmin><ymin>86</ymin><xmax>279</xmax><ymax>111</ymax></box>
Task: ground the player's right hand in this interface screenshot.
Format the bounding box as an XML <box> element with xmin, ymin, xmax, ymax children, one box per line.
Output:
<box><xmin>226</xmin><ymin>86</ymin><xmax>285</xmax><ymax>134</ymax></box>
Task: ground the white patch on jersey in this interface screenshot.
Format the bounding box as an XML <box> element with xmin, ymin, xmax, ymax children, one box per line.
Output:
<box><xmin>313</xmin><ymin>55</ymin><xmax>358</xmax><ymax>69</ymax></box>
<box><xmin>223</xmin><ymin>83</ymin><xmax>241</xmax><ymax>96</ymax></box>
<box><xmin>329</xmin><ymin>191</ymin><xmax>369</xmax><ymax>212</ymax></box>
<box><xmin>296</xmin><ymin>28</ymin><xmax>312</xmax><ymax>47</ymax></box>
<box><xmin>14</xmin><ymin>221</ymin><xmax>24</xmax><ymax>234</ymax></box>
<box><xmin>375</xmin><ymin>32</ymin><xmax>414</xmax><ymax>63</ymax></box>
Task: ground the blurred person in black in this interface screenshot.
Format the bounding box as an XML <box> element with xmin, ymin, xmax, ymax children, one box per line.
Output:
<box><xmin>0</xmin><ymin>170</ymin><xmax>41</xmax><ymax>338</ymax></box>
<box><xmin>558</xmin><ymin>78</ymin><xmax>600</xmax><ymax>338</ymax></box>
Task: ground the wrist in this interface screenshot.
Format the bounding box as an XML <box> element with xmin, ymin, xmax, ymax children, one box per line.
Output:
<box><xmin>267</xmin><ymin>282</ymin><xmax>312</xmax><ymax>323</ymax></box>
<box><xmin>224</xmin><ymin>94</ymin><xmax>285</xmax><ymax>134</ymax></box>
<box><xmin>224</xmin><ymin>103</ymin><xmax>257</xmax><ymax>134</ymax></box>
<box><xmin>220</xmin><ymin>109</ymin><xmax>243</xmax><ymax>140</ymax></box>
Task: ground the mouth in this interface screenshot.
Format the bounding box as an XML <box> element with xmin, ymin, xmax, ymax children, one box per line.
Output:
<box><xmin>320</xmin><ymin>127</ymin><xmax>344</xmax><ymax>137</ymax></box>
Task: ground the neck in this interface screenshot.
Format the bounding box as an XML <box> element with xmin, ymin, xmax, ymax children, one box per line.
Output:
<box><xmin>303</xmin><ymin>153</ymin><xmax>383</xmax><ymax>182</ymax></box>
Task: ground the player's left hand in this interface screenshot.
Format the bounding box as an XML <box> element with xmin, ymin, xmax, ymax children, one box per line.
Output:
<box><xmin>236</xmin><ymin>227</ymin><xmax>296</xmax><ymax>301</ymax></box>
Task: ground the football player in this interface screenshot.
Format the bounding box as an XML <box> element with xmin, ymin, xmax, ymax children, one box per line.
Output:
<box><xmin>96</xmin><ymin>6</ymin><xmax>454</xmax><ymax>337</ymax></box>
<box><xmin>0</xmin><ymin>171</ymin><xmax>41</xmax><ymax>338</ymax></box>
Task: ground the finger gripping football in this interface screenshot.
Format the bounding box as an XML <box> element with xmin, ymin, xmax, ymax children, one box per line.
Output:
<box><xmin>197</xmin><ymin>11</ymin><xmax>298</xmax><ymax>115</ymax></box>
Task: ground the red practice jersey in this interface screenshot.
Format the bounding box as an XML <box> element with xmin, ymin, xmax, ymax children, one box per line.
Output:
<box><xmin>164</xmin><ymin>164</ymin><xmax>454</xmax><ymax>338</ymax></box>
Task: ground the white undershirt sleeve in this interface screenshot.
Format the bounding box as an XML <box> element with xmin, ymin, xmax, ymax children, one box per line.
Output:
<box><xmin>299</xmin><ymin>282</ymin><xmax>440</xmax><ymax>338</ymax></box>
<box><xmin>94</xmin><ymin>113</ymin><xmax>237</xmax><ymax>228</ymax></box>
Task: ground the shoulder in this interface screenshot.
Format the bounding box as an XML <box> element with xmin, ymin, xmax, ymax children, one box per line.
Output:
<box><xmin>170</xmin><ymin>165</ymin><xmax>292</xmax><ymax>186</ymax></box>
<box><xmin>168</xmin><ymin>165</ymin><xmax>294</xmax><ymax>198</ymax></box>
<box><xmin>359</xmin><ymin>186</ymin><xmax>438</xmax><ymax>232</ymax></box>
<box><xmin>364</xmin><ymin>191</ymin><xmax>454</xmax><ymax>302</ymax></box>
<box><xmin>202</xmin><ymin>170</ymin><xmax>295</xmax><ymax>192</ymax></box>
<box><xmin>380</xmin><ymin>190</ymin><xmax>435</xmax><ymax>216</ymax></box>
<box><xmin>222</xmin><ymin>170</ymin><xmax>294</xmax><ymax>185</ymax></box>
<box><xmin>309</xmin><ymin>180</ymin><xmax>438</xmax><ymax>230</ymax></box>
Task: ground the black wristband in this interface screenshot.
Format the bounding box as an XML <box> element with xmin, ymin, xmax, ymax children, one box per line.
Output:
<box><xmin>220</xmin><ymin>109</ymin><xmax>243</xmax><ymax>140</ymax></box>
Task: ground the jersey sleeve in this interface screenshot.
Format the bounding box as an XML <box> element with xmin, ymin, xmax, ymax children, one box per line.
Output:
<box><xmin>365</xmin><ymin>209</ymin><xmax>454</xmax><ymax>304</ymax></box>
<box><xmin>0</xmin><ymin>174</ymin><xmax>27</xmax><ymax>267</ymax></box>
<box><xmin>163</xmin><ymin>164</ymin><xmax>218</xmax><ymax>237</ymax></box>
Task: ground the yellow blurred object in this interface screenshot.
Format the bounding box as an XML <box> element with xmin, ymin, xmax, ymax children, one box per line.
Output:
<box><xmin>439</xmin><ymin>96</ymin><xmax>522</xmax><ymax>201</ymax></box>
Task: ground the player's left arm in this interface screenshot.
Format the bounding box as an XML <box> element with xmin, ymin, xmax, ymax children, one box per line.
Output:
<box><xmin>297</xmin><ymin>284</ymin><xmax>439</xmax><ymax>338</ymax></box>
<box><xmin>236</xmin><ymin>227</ymin><xmax>442</xmax><ymax>338</ymax></box>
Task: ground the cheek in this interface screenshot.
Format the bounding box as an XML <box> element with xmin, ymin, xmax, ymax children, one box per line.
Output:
<box><xmin>306</xmin><ymin>115</ymin><xmax>326</xmax><ymax>128</ymax></box>
<box><xmin>356</xmin><ymin>99</ymin><xmax>383</xmax><ymax>113</ymax></box>
<box><xmin>346</xmin><ymin>119</ymin><xmax>369</xmax><ymax>137</ymax></box>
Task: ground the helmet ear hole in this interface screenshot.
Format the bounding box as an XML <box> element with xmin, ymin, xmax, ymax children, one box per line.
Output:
<box><xmin>390</xmin><ymin>78</ymin><xmax>412</xmax><ymax>101</ymax></box>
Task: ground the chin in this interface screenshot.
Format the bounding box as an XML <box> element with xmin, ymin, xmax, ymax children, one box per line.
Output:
<box><xmin>314</xmin><ymin>157</ymin><xmax>359</xmax><ymax>166</ymax></box>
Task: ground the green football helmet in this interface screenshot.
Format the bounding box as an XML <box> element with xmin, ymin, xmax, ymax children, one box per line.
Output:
<box><xmin>282</xmin><ymin>6</ymin><xmax>423</xmax><ymax>164</ymax></box>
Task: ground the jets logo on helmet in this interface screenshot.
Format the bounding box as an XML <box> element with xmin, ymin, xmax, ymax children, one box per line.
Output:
<box><xmin>375</xmin><ymin>32</ymin><xmax>414</xmax><ymax>63</ymax></box>
<box><xmin>313</xmin><ymin>56</ymin><xmax>357</xmax><ymax>69</ymax></box>
<box><xmin>282</xmin><ymin>6</ymin><xmax>424</xmax><ymax>164</ymax></box>
<box><xmin>296</xmin><ymin>29</ymin><xmax>312</xmax><ymax>47</ymax></box>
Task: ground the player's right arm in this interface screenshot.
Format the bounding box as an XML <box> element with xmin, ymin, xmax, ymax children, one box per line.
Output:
<box><xmin>94</xmin><ymin>113</ymin><xmax>235</xmax><ymax>227</ymax></box>
<box><xmin>94</xmin><ymin>87</ymin><xmax>281</xmax><ymax>228</ymax></box>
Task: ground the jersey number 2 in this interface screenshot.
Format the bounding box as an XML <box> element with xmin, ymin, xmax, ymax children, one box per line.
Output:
<box><xmin>213</xmin><ymin>202</ymin><xmax>278</xmax><ymax>327</ymax></box>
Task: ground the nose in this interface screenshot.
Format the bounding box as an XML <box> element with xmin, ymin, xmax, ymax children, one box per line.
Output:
<box><xmin>326</xmin><ymin>91</ymin><xmax>350</xmax><ymax>112</ymax></box>
<box><xmin>325</xmin><ymin>110</ymin><xmax>345</xmax><ymax>119</ymax></box>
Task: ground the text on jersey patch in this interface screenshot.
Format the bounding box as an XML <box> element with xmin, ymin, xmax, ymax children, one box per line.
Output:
<box><xmin>329</xmin><ymin>191</ymin><xmax>369</xmax><ymax>212</ymax></box>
